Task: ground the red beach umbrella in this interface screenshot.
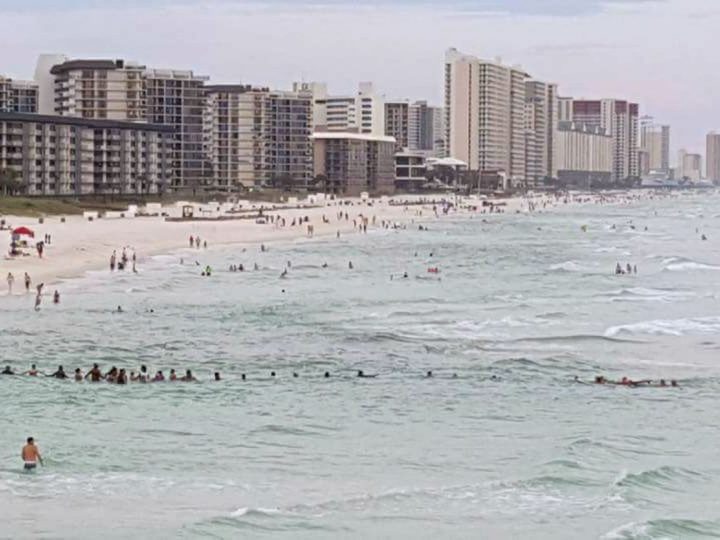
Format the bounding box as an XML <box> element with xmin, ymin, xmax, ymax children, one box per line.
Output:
<box><xmin>12</xmin><ymin>226</ymin><xmax>34</xmax><ymax>237</ymax></box>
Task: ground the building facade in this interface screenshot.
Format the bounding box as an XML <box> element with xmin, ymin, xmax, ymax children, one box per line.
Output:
<box><xmin>572</xmin><ymin>99</ymin><xmax>639</xmax><ymax>182</ymax></box>
<box><xmin>145</xmin><ymin>69</ymin><xmax>208</xmax><ymax>190</ymax></box>
<box><xmin>50</xmin><ymin>59</ymin><xmax>147</xmax><ymax>120</ymax></box>
<box><xmin>444</xmin><ymin>48</ymin><xmax>528</xmax><ymax>181</ymax></box>
<box><xmin>0</xmin><ymin>77</ymin><xmax>38</xmax><ymax>113</ymax></box>
<box><xmin>0</xmin><ymin>111</ymin><xmax>172</xmax><ymax>196</ymax></box>
<box><xmin>204</xmin><ymin>85</ymin><xmax>313</xmax><ymax>189</ymax></box>
<box><xmin>554</xmin><ymin>121</ymin><xmax>613</xmax><ymax>187</ymax></box>
<box><xmin>312</xmin><ymin>132</ymin><xmax>395</xmax><ymax>195</ymax></box>
<box><xmin>300</xmin><ymin>82</ymin><xmax>385</xmax><ymax>136</ymax></box>
<box><xmin>706</xmin><ymin>132</ymin><xmax>720</xmax><ymax>183</ymax></box>
<box><xmin>640</xmin><ymin>117</ymin><xmax>670</xmax><ymax>173</ymax></box>
<box><xmin>524</xmin><ymin>80</ymin><xmax>557</xmax><ymax>186</ymax></box>
<box><xmin>40</xmin><ymin>57</ymin><xmax>210</xmax><ymax>191</ymax></box>
<box><xmin>385</xmin><ymin>100</ymin><xmax>444</xmax><ymax>156</ymax></box>
<box><xmin>677</xmin><ymin>149</ymin><xmax>702</xmax><ymax>180</ymax></box>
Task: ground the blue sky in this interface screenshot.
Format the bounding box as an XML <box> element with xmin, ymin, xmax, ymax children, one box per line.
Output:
<box><xmin>0</xmin><ymin>0</ymin><xmax>716</xmax><ymax>156</ymax></box>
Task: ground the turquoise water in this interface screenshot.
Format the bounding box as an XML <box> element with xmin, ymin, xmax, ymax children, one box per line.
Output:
<box><xmin>2</xmin><ymin>193</ymin><xmax>720</xmax><ymax>539</ymax></box>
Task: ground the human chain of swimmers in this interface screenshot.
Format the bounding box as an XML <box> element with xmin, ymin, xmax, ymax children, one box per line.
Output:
<box><xmin>1</xmin><ymin>364</ymin><xmax>680</xmax><ymax>388</ymax></box>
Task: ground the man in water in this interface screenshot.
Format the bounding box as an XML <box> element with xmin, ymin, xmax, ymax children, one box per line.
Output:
<box><xmin>1</xmin><ymin>365</ymin><xmax>14</xmax><ymax>375</ymax></box>
<box><xmin>74</xmin><ymin>368</ymin><xmax>83</xmax><ymax>381</ymax></box>
<box><xmin>181</xmin><ymin>369</ymin><xmax>197</xmax><ymax>382</ymax></box>
<box><xmin>48</xmin><ymin>365</ymin><xmax>67</xmax><ymax>379</ymax></box>
<box><xmin>22</xmin><ymin>437</ymin><xmax>43</xmax><ymax>470</ymax></box>
<box><xmin>85</xmin><ymin>363</ymin><xmax>103</xmax><ymax>382</ymax></box>
<box><xmin>25</xmin><ymin>364</ymin><xmax>39</xmax><ymax>376</ymax></box>
<box><xmin>214</xmin><ymin>372</ymin><xmax>221</xmax><ymax>381</ymax></box>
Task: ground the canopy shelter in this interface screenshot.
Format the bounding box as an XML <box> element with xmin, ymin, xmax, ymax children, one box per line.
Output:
<box><xmin>12</xmin><ymin>226</ymin><xmax>34</xmax><ymax>237</ymax></box>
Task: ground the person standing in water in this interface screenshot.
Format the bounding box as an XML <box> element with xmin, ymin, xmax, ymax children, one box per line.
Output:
<box><xmin>24</xmin><ymin>272</ymin><xmax>31</xmax><ymax>293</ymax></box>
<box><xmin>22</xmin><ymin>437</ymin><xmax>43</xmax><ymax>470</ymax></box>
<box><xmin>7</xmin><ymin>272</ymin><xmax>14</xmax><ymax>295</ymax></box>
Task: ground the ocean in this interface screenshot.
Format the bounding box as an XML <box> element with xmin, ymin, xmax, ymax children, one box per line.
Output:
<box><xmin>2</xmin><ymin>192</ymin><xmax>720</xmax><ymax>539</ymax></box>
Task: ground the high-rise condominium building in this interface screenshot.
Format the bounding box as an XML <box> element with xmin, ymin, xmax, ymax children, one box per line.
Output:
<box><xmin>38</xmin><ymin>56</ymin><xmax>209</xmax><ymax>190</ymax></box>
<box><xmin>557</xmin><ymin>96</ymin><xmax>573</xmax><ymax>123</ymax></box>
<box><xmin>572</xmin><ymin>99</ymin><xmax>639</xmax><ymax>182</ymax></box>
<box><xmin>0</xmin><ymin>76</ymin><xmax>38</xmax><ymax>113</ymax></box>
<box><xmin>554</xmin><ymin>121</ymin><xmax>613</xmax><ymax>187</ymax></box>
<box><xmin>524</xmin><ymin>80</ymin><xmax>557</xmax><ymax>186</ymax></box>
<box><xmin>385</xmin><ymin>100</ymin><xmax>444</xmax><ymax>156</ymax></box>
<box><xmin>145</xmin><ymin>69</ymin><xmax>208</xmax><ymax>190</ymax></box>
<box><xmin>297</xmin><ymin>81</ymin><xmax>385</xmax><ymax>136</ymax></box>
<box><xmin>204</xmin><ymin>85</ymin><xmax>313</xmax><ymax>189</ymax></box>
<box><xmin>0</xmin><ymin>111</ymin><xmax>172</xmax><ymax>195</ymax></box>
<box><xmin>677</xmin><ymin>149</ymin><xmax>702</xmax><ymax>180</ymax></box>
<box><xmin>50</xmin><ymin>59</ymin><xmax>147</xmax><ymax>120</ymax></box>
<box><xmin>640</xmin><ymin>116</ymin><xmax>670</xmax><ymax>173</ymax></box>
<box><xmin>384</xmin><ymin>100</ymin><xmax>409</xmax><ymax>149</ymax></box>
<box><xmin>311</xmin><ymin>132</ymin><xmax>396</xmax><ymax>196</ymax></box>
<box><xmin>444</xmin><ymin>48</ymin><xmax>528</xmax><ymax>181</ymax></box>
<box><xmin>706</xmin><ymin>132</ymin><xmax>720</xmax><ymax>183</ymax></box>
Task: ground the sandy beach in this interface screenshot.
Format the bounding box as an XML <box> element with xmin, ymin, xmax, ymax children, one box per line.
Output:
<box><xmin>0</xmin><ymin>191</ymin><xmax>663</xmax><ymax>295</ymax></box>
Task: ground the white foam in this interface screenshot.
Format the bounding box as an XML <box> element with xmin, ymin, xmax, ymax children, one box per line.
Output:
<box><xmin>605</xmin><ymin>316</ymin><xmax>720</xmax><ymax>337</ymax></box>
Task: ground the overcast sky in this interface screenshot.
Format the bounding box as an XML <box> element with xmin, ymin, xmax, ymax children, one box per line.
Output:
<box><xmin>0</xmin><ymin>0</ymin><xmax>716</xmax><ymax>156</ymax></box>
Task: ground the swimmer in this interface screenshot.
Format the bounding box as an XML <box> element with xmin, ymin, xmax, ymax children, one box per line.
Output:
<box><xmin>74</xmin><ymin>368</ymin><xmax>83</xmax><ymax>381</ymax></box>
<box><xmin>169</xmin><ymin>369</ymin><xmax>178</xmax><ymax>381</ymax></box>
<box><xmin>214</xmin><ymin>372</ymin><xmax>221</xmax><ymax>381</ymax></box>
<box><xmin>426</xmin><ymin>370</ymin><xmax>433</xmax><ymax>378</ymax></box>
<box><xmin>116</xmin><ymin>306</ymin><xmax>123</xmax><ymax>313</ymax></box>
<box><xmin>85</xmin><ymin>363</ymin><xmax>103</xmax><ymax>382</ymax></box>
<box><xmin>25</xmin><ymin>364</ymin><xmax>38</xmax><ymax>376</ymax></box>
<box><xmin>153</xmin><ymin>371</ymin><xmax>165</xmax><ymax>382</ymax></box>
<box><xmin>241</xmin><ymin>373</ymin><xmax>246</xmax><ymax>380</ymax></box>
<box><xmin>357</xmin><ymin>370</ymin><xmax>377</xmax><ymax>378</ymax></box>
<box><xmin>324</xmin><ymin>371</ymin><xmax>330</xmax><ymax>378</ymax></box>
<box><xmin>1</xmin><ymin>365</ymin><xmax>14</xmax><ymax>375</ymax></box>
<box><xmin>48</xmin><ymin>365</ymin><xmax>67</xmax><ymax>379</ymax></box>
<box><xmin>348</xmin><ymin>261</ymin><xmax>354</xmax><ymax>270</ymax></box>
<box><xmin>52</xmin><ymin>290</ymin><xmax>60</xmax><ymax>304</ymax></box>
<box><xmin>293</xmin><ymin>372</ymin><xmax>298</xmax><ymax>378</ymax></box>
<box><xmin>116</xmin><ymin>369</ymin><xmax>128</xmax><ymax>384</ymax></box>
<box><xmin>21</xmin><ymin>437</ymin><xmax>43</xmax><ymax>470</ymax></box>
<box><xmin>270</xmin><ymin>371</ymin><xmax>276</xmax><ymax>377</ymax></box>
<box><xmin>181</xmin><ymin>369</ymin><xmax>197</xmax><ymax>382</ymax></box>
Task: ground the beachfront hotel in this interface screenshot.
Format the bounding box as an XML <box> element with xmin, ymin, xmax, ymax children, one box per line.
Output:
<box><xmin>706</xmin><ymin>132</ymin><xmax>720</xmax><ymax>183</ymax></box>
<box><xmin>0</xmin><ymin>111</ymin><xmax>173</xmax><ymax>195</ymax></box>
<box><xmin>0</xmin><ymin>76</ymin><xmax>39</xmax><ymax>114</ymax></box>
<box><xmin>571</xmin><ymin>99</ymin><xmax>639</xmax><ymax>182</ymax></box>
<box><xmin>296</xmin><ymin>81</ymin><xmax>386</xmax><ymax>137</ymax></box>
<box><xmin>554</xmin><ymin>121</ymin><xmax>613</xmax><ymax>187</ymax></box>
<box><xmin>384</xmin><ymin>100</ymin><xmax>444</xmax><ymax>156</ymax></box>
<box><xmin>204</xmin><ymin>85</ymin><xmax>314</xmax><ymax>190</ymax></box>
<box><xmin>639</xmin><ymin>117</ymin><xmax>670</xmax><ymax>175</ymax></box>
<box><xmin>34</xmin><ymin>56</ymin><xmax>209</xmax><ymax>192</ymax></box>
<box><xmin>311</xmin><ymin>132</ymin><xmax>396</xmax><ymax>196</ymax></box>
<box><xmin>444</xmin><ymin>48</ymin><xmax>529</xmax><ymax>184</ymax></box>
<box><xmin>524</xmin><ymin>80</ymin><xmax>558</xmax><ymax>186</ymax></box>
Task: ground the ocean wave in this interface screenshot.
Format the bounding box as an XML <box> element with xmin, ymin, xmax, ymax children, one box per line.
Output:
<box><xmin>549</xmin><ymin>261</ymin><xmax>584</xmax><ymax>272</ymax></box>
<box><xmin>661</xmin><ymin>256</ymin><xmax>720</xmax><ymax>271</ymax></box>
<box><xmin>605</xmin><ymin>287</ymin><xmax>692</xmax><ymax>303</ymax></box>
<box><xmin>602</xmin><ymin>519</ymin><xmax>720</xmax><ymax>539</ymax></box>
<box><xmin>605</xmin><ymin>316</ymin><xmax>720</xmax><ymax>337</ymax></box>
<box><xmin>613</xmin><ymin>465</ymin><xmax>702</xmax><ymax>490</ymax></box>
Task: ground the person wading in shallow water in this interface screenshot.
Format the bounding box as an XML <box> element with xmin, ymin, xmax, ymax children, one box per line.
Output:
<box><xmin>21</xmin><ymin>437</ymin><xmax>43</xmax><ymax>470</ymax></box>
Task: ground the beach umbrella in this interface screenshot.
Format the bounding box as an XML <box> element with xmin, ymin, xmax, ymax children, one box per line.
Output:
<box><xmin>12</xmin><ymin>226</ymin><xmax>34</xmax><ymax>237</ymax></box>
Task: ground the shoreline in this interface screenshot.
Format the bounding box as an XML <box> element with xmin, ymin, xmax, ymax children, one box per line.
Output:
<box><xmin>0</xmin><ymin>190</ymin><xmax>682</xmax><ymax>296</ymax></box>
<box><xmin>1</xmin><ymin>194</ymin><xmax>490</xmax><ymax>295</ymax></box>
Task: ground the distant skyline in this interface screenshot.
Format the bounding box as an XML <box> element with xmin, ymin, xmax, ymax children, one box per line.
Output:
<box><xmin>1</xmin><ymin>0</ymin><xmax>717</xmax><ymax>156</ymax></box>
